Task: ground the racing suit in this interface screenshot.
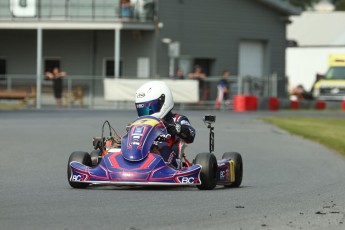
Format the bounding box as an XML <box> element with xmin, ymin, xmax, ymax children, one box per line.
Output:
<box><xmin>156</xmin><ymin>111</ymin><xmax>195</xmax><ymax>168</ymax></box>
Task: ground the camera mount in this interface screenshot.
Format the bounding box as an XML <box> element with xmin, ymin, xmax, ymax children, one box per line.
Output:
<box><xmin>203</xmin><ymin>115</ymin><xmax>216</xmax><ymax>153</ymax></box>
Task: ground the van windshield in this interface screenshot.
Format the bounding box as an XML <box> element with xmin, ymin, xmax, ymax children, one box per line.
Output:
<box><xmin>325</xmin><ymin>67</ymin><xmax>345</xmax><ymax>80</ymax></box>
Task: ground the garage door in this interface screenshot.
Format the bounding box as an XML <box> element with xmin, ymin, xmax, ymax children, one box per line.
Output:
<box><xmin>238</xmin><ymin>40</ymin><xmax>265</xmax><ymax>78</ymax></box>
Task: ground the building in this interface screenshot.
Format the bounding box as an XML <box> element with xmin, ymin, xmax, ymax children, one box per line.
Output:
<box><xmin>0</xmin><ymin>0</ymin><xmax>300</xmax><ymax>107</ymax></box>
<box><xmin>287</xmin><ymin>11</ymin><xmax>345</xmax><ymax>91</ymax></box>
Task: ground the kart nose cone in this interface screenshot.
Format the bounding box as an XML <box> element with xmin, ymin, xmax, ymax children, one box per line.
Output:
<box><xmin>121</xmin><ymin>116</ymin><xmax>166</xmax><ymax>162</ymax></box>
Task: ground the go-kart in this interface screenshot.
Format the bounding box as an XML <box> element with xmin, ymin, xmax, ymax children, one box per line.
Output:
<box><xmin>67</xmin><ymin>115</ymin><xmax>243</xmax><ymax>190</ymax></box>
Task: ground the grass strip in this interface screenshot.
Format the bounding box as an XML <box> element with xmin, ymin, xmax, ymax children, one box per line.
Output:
<box><xmin>0</xmin><ymin>103</ymin><xmax>27</xmax><ymax>110</ymax></box>
<box><xmin>261</xmin><ymin>117</ymin><xmax>345</xmax><ymax>156</ymax></box>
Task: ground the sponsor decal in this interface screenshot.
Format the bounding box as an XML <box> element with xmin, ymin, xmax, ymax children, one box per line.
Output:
<box><xmin>167</xmin><ymin>151</ymin><xmax>176</xmax><ymax>165</ymax></box>
<box><xmin>136</xmin><ymin>103</ymin><xmax>145</xmax><ymax>109</ymax></box>
<box><xmin>180</xmin><ymin>120</ymin><xmax>191</xmax><ymax>126</ymax></box>
<box><xmin>71</xmin><ymin>175</ymin><xmax>82</xmax><ymax>181</ymax></box>
<box><xmin>134</xmin><ymin>126</ymin><xmax>144</xmax><ymax>134</ymax></box>
<box><xmin>130</xmin><ymin>127</ymin><xmax>145</xmax><ymax>146</ymax></box>
<box><xmin>175</xmin><ymin>124</ymin><xmax>181</xmax><ymax>133</ymax></box>
<box><xmin>131</xmin><ymin>141</ymin><xmax>140</xmax><ymax>146</ymax></box>
<box><xmin>220</xmin><ymin>170</ymin><xmax>226</xmax><ymax>179</ymax></box>
<box><xmin>137</xmin><ymin>92</ymin><xmax>145</xmax><ymax>98</ymax></box>
<box><xmin>132</xmin><ymin>135</ymin><xmax>141</xmax><ymax>140</ymax></box>
<box><xmin>180</xmin><ymin>177</ymin><xmax>196</xmax><ymax>184</ymax></box>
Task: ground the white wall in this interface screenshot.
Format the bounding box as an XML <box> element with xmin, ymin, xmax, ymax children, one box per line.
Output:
<box><xmin>286</xmin><ymin>47</ymin><xmax>345</xmax><ymax>91</ymax></box>
<box><xmin>104</xmin><ymin>79</ymin><xmax>199</xmax><ymax>103</ymax></box>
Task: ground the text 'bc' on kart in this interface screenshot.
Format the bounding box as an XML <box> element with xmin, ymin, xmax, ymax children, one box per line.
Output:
<box><xmin>67</xmin><ymin>115</ymin><xmax>243</xmax><ymax>190</ymax></box>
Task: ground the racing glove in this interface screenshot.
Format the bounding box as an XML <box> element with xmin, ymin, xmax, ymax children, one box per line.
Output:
<box><xmin>167</xmin><ymin>124</ymin><xmax>189</xmax><ymax>139</ymax></box>
<box><xmin>167</xmin><ymin>124</ymin><xmax>179</xmax><ymax>136</ymax></box>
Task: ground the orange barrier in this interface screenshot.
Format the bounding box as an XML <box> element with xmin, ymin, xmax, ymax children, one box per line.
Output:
<box><xmin>342</xmin><ymin>101</ymin><xmax>345</xmax><ymax>110</ymax></box>
<box><xmin>247</xmin><ymin>95</ymin><xmax>258</xmax><ymax>111</ymax></box>
<box><xmin>315</xmin><ymin>100</ymin><xmax>326</xmax><ymax>110</ymax></box>
<box><xmin>268</xmin><ymin>97</ymin><xmax>279</xmax><ymax>111</ymax></box>
<box><xmin>233</xmin><ymin>95</ymin><xmax>258</xmax><ymax>112</ymax></box>
<box><xmin>233</xmin><ymin>95</ymin><xmax>247</xmax><ymax>112</ymax></box>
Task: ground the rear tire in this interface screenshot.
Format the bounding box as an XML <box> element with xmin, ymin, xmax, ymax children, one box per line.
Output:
<box><xmin>67</xmin><ymin>151</ymin><xmax>91</xmax><ymax>188</ymax></box>
<box><xmin>195</xmin><ymin>152</ymin><xmax>217</xmax><ymax>190</ymax></box>
<box><xmin>222</xmin><ymin>152</ymin><xmax>243</xmax><ymax>188</ymax></box>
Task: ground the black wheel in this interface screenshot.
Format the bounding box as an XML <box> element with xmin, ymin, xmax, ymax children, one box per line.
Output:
<box><xmin>195</xmin><ymin>152</ymin><xmax>217</xmax><ymax>190</ymax></box>
<box><xmin>67</xmin><ymin>151</ymin><xmax>91</xmax><ymax>188</ymax></box>
<box><xmin>222</xmin><ymin>152</ymin><xmax>243</xmax><ymax>188</ymax></box>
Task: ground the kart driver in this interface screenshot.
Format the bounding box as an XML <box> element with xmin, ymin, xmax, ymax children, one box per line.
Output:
<box><xmin>135</xmin><ymin>81</ymin><xmax>195</xmax><ymax>168</ymax></box>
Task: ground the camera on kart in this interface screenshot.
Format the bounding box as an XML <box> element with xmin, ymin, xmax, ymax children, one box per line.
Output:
<box><xmin>203</xmin><ymin>115</ymin><xmax>216</xmax><ymax>153</ymax></box>
<box><xmin>203</xmin><ymin>115</ymin><xmax>216</xmax><ymax>124</ymax></box>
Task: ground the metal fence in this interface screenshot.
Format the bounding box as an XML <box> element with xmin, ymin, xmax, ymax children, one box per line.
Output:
<box><xmin>0</xmin><ymin>0</ymin><xmax>155</xmax><ymax>21</ymax></box>
<box><xmin>0</xmin><ymin>74</ymin><xmax>280</xmax><ymax>109</ymax></box>
<box><xmin>198</xmin><ymin>74</ymin><xmax>279</xmax><ymax>97</ymax></box>
<box><xmin>0</xmin><ymin>74</ymin><xmax>111</xmax><ymax>108</ymax></box>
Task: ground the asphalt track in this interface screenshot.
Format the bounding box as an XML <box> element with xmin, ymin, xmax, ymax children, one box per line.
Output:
<box><xmin>1</xmin><ymin>109</ymin><xmax>345</xmax><ymax>230</ymax></box>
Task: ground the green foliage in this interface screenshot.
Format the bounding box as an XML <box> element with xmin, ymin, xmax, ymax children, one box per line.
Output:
<box><xmin>261</xmin><ymin>117</ymin><xmax>345</xmax><ymax>155</ymax></box>
<box><xmin>332</xmin><ymin>0</ymin><xmax>345</xmax><ymax>10</ymax></box>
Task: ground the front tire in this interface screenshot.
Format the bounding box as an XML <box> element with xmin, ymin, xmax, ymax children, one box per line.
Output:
<box><xmin>67</xmin><ymin>151</ymin><xmax>91</xmax><ymax>188</ymax></box>
<box><xmin>90</xmin><ymin>150</ymin><xmax>101</xmax><ymax>166</ymax></box>
<box><xmin>195</xmin><ymin>152</ymin><xmax>217</xmax><ymax>190</ymax></box>
<box><xmin>222</xmin><ymin>152</ymin><xmax>243</xmax><ymax>188</ymax></box>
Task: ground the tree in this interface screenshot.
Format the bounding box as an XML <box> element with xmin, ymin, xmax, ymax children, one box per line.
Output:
<box><xmin>332</xmin><ymin>0</ymin><xmax>345</xmax><ymax>10</ymax></box>
<box><xmin>288</xmin><ymin>0</ymin><xmax>321</xmax><ymax>10</ymax></box>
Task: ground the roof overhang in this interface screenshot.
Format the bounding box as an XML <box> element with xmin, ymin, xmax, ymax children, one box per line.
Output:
<box><xmin>258</xmin><ymin>0</ymin><xmax>302</xmax><ymax>15</ymax></box>
<box><xmin>0</xmin><ymin>20</ymin><xmax>156</xmax><ymax>30</ymax></box>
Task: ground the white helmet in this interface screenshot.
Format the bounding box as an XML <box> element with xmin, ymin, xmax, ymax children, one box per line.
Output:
<box><xmin>135</xmin><ymin>81</ymin><xmax>174</xmax><ymax>118</ymax></box>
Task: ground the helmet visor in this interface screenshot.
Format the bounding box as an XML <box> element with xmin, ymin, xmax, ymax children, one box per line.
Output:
<box><xmin>136</xmin><ymin>99</ymin><xmax>162</xmax><ymax>117</ymax></box>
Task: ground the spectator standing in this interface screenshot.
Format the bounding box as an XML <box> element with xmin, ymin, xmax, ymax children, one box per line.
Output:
<box><xmin>172</xmin><ymin>68</ymin><xmax>185</xmax><ymax>80</ymax></box>
<box><xmin>291</xmin><ymin>84</ymin><xmax>313</xmax><ymax>101</ymax></box>
<box><xmin>45</xmin><ymin>67</ymin><xmax>66</xmax><ymax>107</ymax></box>
<box><xmin>215</xmin><ymin>70</ymin><xmax>231</xmax><ymax>109</ymax></box>
<box><xmin>120</xmin><ymin>0</ymin><xmax>133</xmax><ymax>19</ymax></box>
<box><xmin>188</xmin><ymin>65</ymin><xmax>208</xmax><ymax>101</ymax></box>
